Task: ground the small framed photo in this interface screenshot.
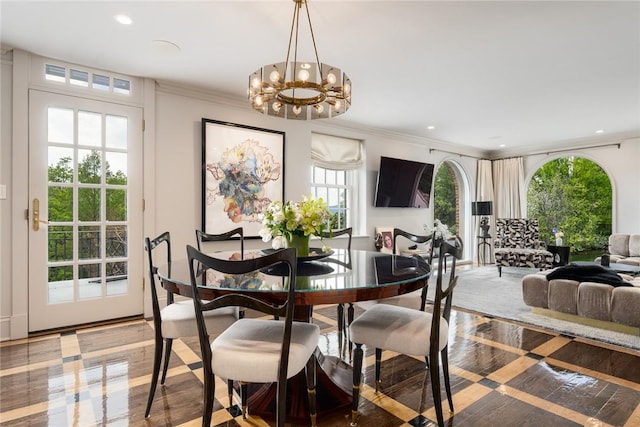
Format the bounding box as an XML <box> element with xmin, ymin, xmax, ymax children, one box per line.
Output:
<box><xmin>376</xmin><ymin>227</ymin><xmax>394</xmax><ymax>253</ymax></box>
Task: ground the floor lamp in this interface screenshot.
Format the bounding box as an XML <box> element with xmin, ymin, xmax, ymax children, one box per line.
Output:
<box><xmin>472</xmin><ymin>201</ymin><xmax>493</xmax><ymax>238</ymax></box>
<box><xmin>472</xmin><ymin>201</ymin><xmax>493</xmax><ymax>265</ymax></box>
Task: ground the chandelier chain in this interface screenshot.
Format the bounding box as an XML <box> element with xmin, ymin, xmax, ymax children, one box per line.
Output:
<box><xmin>302</xmin><ymin>1</ymin><xmax>323</xmax><ymax>75</ymax></box>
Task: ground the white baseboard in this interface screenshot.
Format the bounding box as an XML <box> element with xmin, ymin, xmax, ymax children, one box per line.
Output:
<box><xmin>0</xmin><ymin>316</ymin><xmax>10</xmax><ymax>341</ymax></box>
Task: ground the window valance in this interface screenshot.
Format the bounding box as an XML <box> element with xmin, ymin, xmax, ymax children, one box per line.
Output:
<box><xmin>311</xmin><ymin>133</ymin><xmax>362</xmax><ymax>170</ymax></box>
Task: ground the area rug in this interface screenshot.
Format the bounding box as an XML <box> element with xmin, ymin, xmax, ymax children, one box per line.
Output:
<box><xmin>427</xmin><ymin>266</ymin><xmax>640</xmax><ymax>351</ymax></box>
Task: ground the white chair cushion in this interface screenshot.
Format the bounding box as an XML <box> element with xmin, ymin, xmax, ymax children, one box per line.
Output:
<box><xmin>355</xmin><ymin>289</ymin><xmax>423</xmax><ymax>312</ymax></box>
<box><xmin>349</xmin><ymin>304</ymin><xmax>448</xmax><ymax>356</ymax></box>
<box><xmin>353</xmin><ymin>299</ymin><xmax>377</xmax><ymax>311</ymax></box>
<box><xmin>161</xmin><ymin>300</ymin><xmax>237</xmax><ymax>338</ymax></box>
<box><xmin>210</xmin><ymin>318</ymin><xmax>320</xmax><ymax>384</ymax></box>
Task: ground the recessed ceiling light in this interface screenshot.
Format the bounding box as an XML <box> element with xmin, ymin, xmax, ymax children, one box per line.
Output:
<box><xmin>499</xmin><ymin>144</ymin><xmax>506</xmax><ymax>148</ymax></box>
<box><xmin>114</xmin><ymin>14</ymin><xmax>133</xmax><ymax>25</ymax></box>
<box><xmin>150</xmin><ymin>40</ymin><xmax>181</xmax><ymax>54</ymax></box>
<box><xmin>595</xmin><ymin>129</ymin><xmax>604</xmax><ymax>134</ymax></box>
<box><xmin>427</xmin><ymin>125</ymin><xmax>435</xmax><ymax>130</ymax></box>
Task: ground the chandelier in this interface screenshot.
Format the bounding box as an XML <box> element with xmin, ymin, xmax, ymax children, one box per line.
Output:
<box><xmin>248</xmin><ymin>0</ymin><xmax>351</xmax><ymax>120</ymax></box>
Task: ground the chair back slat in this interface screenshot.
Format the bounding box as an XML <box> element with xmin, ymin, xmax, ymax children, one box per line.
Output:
<box><xmin>321</xmin><ymin>227</ymin><xmax>353</xmax><ymax>251</ymax></box>
<box><xmin>196</xmin><ymin>227</ymin><xmax>244</xmax><ymax>256</ymax></box>
<box><xmin>430</xmin><ymin>236</ymin><xmax>463</xmax><ymax>347</ymax></box>
<box><xmin>144</xmin><ymin>231</ymin><xmax>173</xmax><ymax>317</ymax></box>
<box><xmin>390</xmin><ymin>228</ymin><xmax>436</xmax><ymax>310</ymax></box>
<box><xmin>321</xmin><ymin>227</ymin><xmax>353</xmax><ymax>268</ymax></box>
<box><xmin>392</xmin><ymin>228</ymin><xmax>435</xmax><ymax>260</ymax></box>
<box><xmin>187</xmin><ymin>245</ymin><xmax>297</xmax><ymax>314</ymax></box>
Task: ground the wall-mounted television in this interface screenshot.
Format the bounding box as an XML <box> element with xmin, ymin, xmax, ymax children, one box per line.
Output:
<box><xmin>374</xmin><ymin>156</ymin><xmax>435</xmax><ymax>208</ymax></box>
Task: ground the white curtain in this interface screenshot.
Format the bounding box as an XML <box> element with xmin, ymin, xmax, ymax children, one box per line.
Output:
<box><xmin>476</xmin><ymin>159</ymin><xmax>495</xmax><ymax>262</ymax></box>
<box><xmin>311</xmin><ymin>133</ymin><xmax>362</xmax><ymax>170</ymax></box>
<box><xmin>492</xmin><ymin>157</ymin><xmax>525</xmax><ymax>218</ymax></box>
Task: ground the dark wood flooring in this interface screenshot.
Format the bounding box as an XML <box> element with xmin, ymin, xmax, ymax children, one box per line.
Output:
<box><xmin>1</xmin><ymin>304</ymin><xmax>639</xmax><ymax>426</ymax></box>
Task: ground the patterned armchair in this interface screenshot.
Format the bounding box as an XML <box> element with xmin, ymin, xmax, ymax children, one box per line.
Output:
<box><xmin>494</xmin><ymin>218</ymin><xmax>553</xmax><ymax>276</ymax></box>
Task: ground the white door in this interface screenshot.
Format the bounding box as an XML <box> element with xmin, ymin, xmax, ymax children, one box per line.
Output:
<box><xmin>28</xmin><ymin>90</ymin><xmax>144</xmax><ymax>332</ymax></box>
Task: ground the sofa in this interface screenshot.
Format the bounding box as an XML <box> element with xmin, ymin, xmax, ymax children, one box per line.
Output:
<box><xmin>522</xmin><ymin>267</ymin><xmax>640</xmax><ymax>329</ymax></box>
<box><xmin>494</xmin><ymin>218</ymin><xmax>553</xmax><ymax>277</ymax></box>
<box><xmin>595</xmin><ymin>233</ymin><xmax>640</xmax><ymax>266</ymax></box>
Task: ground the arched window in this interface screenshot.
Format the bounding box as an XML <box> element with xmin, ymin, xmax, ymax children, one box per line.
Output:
<box><xmin>527</xmin><ymin>156</ymin><xmax>612</xmax><ymax>258</ymax></box>
<box><xmin>432</xmin><ymin>159</ymin><xmax>475</xmax><ymax>262</ymax></box>
<box><xmin>433</xmin><ymin>162</ymin><xmax>460</xmax><ymax>235</ymax></box>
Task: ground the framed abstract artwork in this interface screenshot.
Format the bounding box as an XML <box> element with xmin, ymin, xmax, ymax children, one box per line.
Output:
<box><xmin>202</xmin><ymin>119</ymin><xmax>285</xmax><ymax>238</ymax></box>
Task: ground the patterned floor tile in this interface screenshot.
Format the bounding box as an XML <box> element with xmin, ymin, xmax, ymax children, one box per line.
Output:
<box><xmin>1</xmin><ymin>305</ymin><xmax>639</xmax><ymax>426</ymax></box>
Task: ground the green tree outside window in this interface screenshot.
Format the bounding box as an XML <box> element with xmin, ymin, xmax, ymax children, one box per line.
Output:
<box><xmin>527</xmin><ymin>157</ymin><xmax>611</xmax><ymax>253</ymax></box>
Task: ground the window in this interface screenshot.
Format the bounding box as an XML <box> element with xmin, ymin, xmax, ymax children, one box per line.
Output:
<box><xmin>433</xmin><ymin>162</ymin><xmax>459</xmax><ymax>235</ymax></box>
<box><xmin>44</xmin><ymin>63</ymin><xmax>131</xmax><ymax>95</ymax></box>
<box><xmin>69</xmin><ymin>69</ymin><xmax>89</xmax><ymax>87</ymax></box>
<box><xmin>527</xmin><ymin>156</ymin><xmax>611</xmax><ymax>257</ymax></box>
<box><xmin>310</xmin><ymin>133</ymin><xmax>362</xmax><ymax>232</ymax></box>
<box><xmin>311</xmin><ymin>166</ymin><xmax>353</xmax><ymax>229</ymax></box>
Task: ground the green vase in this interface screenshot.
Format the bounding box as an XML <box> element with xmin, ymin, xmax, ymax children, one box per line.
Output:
<box><xmin>284</xmin><ymin>275</ymin><xmax>310</xmax><ymax>290</ymax></box>
<box><xmin>286</xmin><ymin>234</ymin><xmax>310</xmax><ymax>257</ymax></box>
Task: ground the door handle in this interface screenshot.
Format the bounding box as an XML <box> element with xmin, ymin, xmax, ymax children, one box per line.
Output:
<box><xmin>32</xmin><ymin>198</ymin><xmax>49</xmax><ymax>231</ymax></box>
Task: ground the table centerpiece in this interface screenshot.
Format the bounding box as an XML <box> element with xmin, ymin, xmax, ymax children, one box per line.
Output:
<box><xmin>259</xmin><ymin>195</ymin><xmax>333</xmax><ymax>257</ymax></box>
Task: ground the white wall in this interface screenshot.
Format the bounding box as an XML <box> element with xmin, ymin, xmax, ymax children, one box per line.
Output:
<box><xmin>0</xmin><ymin>50</ymin><xmax>13</xmax><ymax>340</ymax></box>
<box><xmin>151</xmin><ymin>86</ymin><xmax>481</xmax><ymax>260</ymax></box>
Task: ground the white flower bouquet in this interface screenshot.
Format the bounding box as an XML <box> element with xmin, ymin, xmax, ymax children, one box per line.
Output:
<box><xmin>259</xmin><ymin>195</ymin><xmax>333</xmax><ymax>250</ymax></box>
<box><xmin>424</xmin><ymin>219</ymin><xmax>453</xmax><ymax>240</ymax></box>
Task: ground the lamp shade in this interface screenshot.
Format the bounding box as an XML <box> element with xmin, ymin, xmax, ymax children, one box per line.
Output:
<box><xmin>472</xmin><ymin>201</ymin><xmax>493</xmax><ymax>216</ymax></box>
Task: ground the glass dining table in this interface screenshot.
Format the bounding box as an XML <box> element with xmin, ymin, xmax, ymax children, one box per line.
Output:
<box><xmin>157</xmin><ymin>248</ymin><xmax>431</xmax><ymax>423</ymax></box>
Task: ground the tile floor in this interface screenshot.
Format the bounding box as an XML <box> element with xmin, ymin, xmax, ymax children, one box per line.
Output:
<box><xmin>1</xmin><ymin>305</ymin><xmax>639</xmax><ymax>426</ymax></box>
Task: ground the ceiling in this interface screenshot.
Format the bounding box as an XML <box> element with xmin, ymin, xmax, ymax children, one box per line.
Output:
<box><xmin>2</xmin><ymin>1</ymin><xmax>639</xmax><ymax>156</ymax></box>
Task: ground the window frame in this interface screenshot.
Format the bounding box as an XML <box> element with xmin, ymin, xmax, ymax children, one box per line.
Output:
<box><xmin>310</xmin><ymin>165</ymin><xmax>358</xmax><ymax>231</ymax></box>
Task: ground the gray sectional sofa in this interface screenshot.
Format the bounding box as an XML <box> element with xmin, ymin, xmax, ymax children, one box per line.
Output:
<box><xmin>595</xmin><ymin>233</ymin><xmax>640</xmax><ymax>266</ymax></box>
<box><xmin>522</xmin><ymin>269</ymin><xmax>640</xmax><ymax>329</ymax></box>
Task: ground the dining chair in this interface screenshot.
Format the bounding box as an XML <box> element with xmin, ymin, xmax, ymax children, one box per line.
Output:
<box><xmin>389</xmin><ymin>228</ymin><xmax>437</xmax><ymax>309</ymax></box>
<box><xmin>321</xmin><ymin>227</ymin><xmax>353</xmax><ymax>342</ymax></box>
<box><xmin>143</xmin><ymin>232</ymin><xmax>238</xmax><ymax>418</ymax></box>
<box><xmin>196</xmin><ymin>227</ymin><xmax>246</xmax><ymax>324</ymax></box>
<box><xmin>354</xmin><ymin>228</ymin><xmax>435</xmax><ymax>315</ymax></box>
<box><xmin>349</xmin><ymin>229</ymin><xmax>435</xmax><ymax>361</ymax></box>
<box><xmin>195</xmin><ymin>227</ymin><xmax>244</xmax><ymax>256</ymax></box>
<box><xmin>186</xmin><ymin>245</ymin><xmax>320</xmax><ymax>427</ymax></box>
<box><xmin>349</xmin><ymin>236</ymin><xmax>463</xmax><ymax>427</ymax></box>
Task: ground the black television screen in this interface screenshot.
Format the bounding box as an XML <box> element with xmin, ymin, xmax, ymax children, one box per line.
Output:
<box><xmin>374</xmin><ymin>156</ymin><xmax>435</xmax><ymax>208</ymax></box>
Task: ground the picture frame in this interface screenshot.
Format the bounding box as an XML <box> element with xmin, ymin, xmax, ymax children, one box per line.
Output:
<box><xmin>202</xmin><ymin>118</ymin><xmax>285</xmax><ymax>238</ymax></box>
<box><xmin>375</xmin><ymin>227</ymin><xmax>394</xmax><ymax>253</ymax></box>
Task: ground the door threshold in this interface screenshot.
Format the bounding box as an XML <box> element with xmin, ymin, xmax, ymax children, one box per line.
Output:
<box><xmin>29</xmin><ymin>315</ymin><xmax>144</xmax><ymax>337</ymax></box>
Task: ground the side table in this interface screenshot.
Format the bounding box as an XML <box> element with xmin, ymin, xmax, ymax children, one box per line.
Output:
<box><xmin>548</xmin><ymin>244</ymin><xmax>570</xmax><ymax>266</ymax></box>
<box><xmin>477</xmin><ymin>235</ymin><xmax>492</xmax><ymax>265</ymax></box>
